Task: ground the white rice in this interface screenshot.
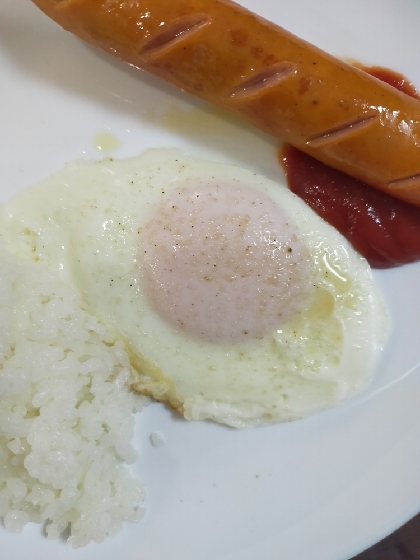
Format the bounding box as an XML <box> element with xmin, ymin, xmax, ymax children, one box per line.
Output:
<box><xmin>150</xmin><ymin>432</ymin><xmax>165</xmax><ymax>447</ymax></box>
<box><xmin>0</xmin><ymin>245</ymin><xmax>148</xmax><ymax>547</ymax></box>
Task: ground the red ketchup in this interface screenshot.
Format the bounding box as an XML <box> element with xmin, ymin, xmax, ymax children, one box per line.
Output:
<box><xmin>281</xmin><ymin>67</ymin><xmax>420</xmax><ymax>268</ymax></box>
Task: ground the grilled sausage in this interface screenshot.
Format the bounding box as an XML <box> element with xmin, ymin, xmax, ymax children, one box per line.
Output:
<box><xmin>31</xmin><ymin>0</ymin><xmax>420</xmax><ymax>206</ymax></box>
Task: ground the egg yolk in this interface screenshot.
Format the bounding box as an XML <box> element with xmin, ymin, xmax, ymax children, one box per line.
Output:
<box><xmin>138</xmin><ymin>183</ymin><xmax>310</xmax><ymax>343</ymax></box>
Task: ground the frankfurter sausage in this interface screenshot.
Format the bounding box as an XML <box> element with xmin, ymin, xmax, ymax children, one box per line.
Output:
<box><xmin>31</xmin><ymin>0</ymin><xmax>420</xmax><ymax>206</ymax></box>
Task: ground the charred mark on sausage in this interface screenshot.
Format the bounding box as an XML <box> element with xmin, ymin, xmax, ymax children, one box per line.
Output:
<box><xmin>228</xmin><ymin>63</ymin><xmax>297</xmax><ymax>100</ymax></box>
<box><xmin>139</xmin><ymin>14</ymin><xmax>212</xmax><ymax>58</ymax></box>
<box><xmin>306</xmin><ymin>112</ymin><xmax>378</xmax><ymax>148</ymax></box>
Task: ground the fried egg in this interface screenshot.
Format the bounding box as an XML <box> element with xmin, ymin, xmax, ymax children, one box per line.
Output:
<box><xmin>0</xmin><ymin>149</ymin><xmax>390</xmax><ymax>428</ymax></box>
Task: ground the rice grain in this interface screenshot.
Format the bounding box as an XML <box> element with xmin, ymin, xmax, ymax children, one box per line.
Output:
<box><xmin>0</xmin><ymin>246</ymin><xmax>148</xmax><ymax>547</ymax></box>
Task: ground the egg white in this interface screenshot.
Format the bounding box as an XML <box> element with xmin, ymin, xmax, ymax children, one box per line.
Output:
<box><xmin>0</xmin><ymin>149</ymin><xmax>390</xmax><ymax>428</ymax></box>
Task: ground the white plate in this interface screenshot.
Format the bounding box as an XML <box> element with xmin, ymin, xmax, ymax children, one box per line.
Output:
<box><xmin>1</xmin><ymin>1</ymin><xmax>420</xmax><ymax>559</ymax></box>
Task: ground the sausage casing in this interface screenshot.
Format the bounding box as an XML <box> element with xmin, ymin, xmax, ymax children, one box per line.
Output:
<box><xmin>31</xmin><ymin>0</ymin><xmax>420</xmax><ymax>205</ymax></box>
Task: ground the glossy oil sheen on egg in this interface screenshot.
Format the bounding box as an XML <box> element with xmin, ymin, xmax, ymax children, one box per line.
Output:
<box><xmin>0</xmin><ymin>149</ymin><xmax>390</xmax><ymax>428</ymax></box>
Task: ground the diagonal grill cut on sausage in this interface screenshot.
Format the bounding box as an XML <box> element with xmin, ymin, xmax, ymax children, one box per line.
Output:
<box><xmin>31</xmin><ymin>0</ymin><xmax>420</xmax><ymax>207</ymax></box>
<box><xmin>306</xmin><ymin>112</ymin><xmax>379</xmax><ymax>148</ymax></box>
<box><xmin>139</xmin><ymin>14</ymin><xmax>212</xmax><ymax>58</ymax></box>
<box><xmin>388</xmin><ymin>173</ymin><xmax>420</xmax><ymax>191</ymax></box>
<box><xmin>228</xmin><ymin>63</ymin><xmax>298</xmax><ymax>100</ymax></box>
